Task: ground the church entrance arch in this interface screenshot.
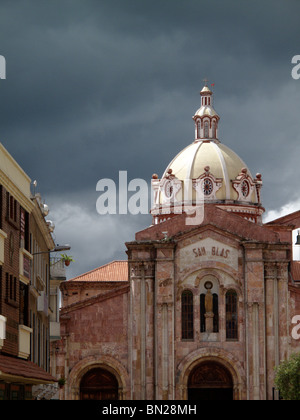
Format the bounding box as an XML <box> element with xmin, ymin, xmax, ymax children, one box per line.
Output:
<box><xmin>188</xmin><ymin>361</ymin><xmax>233</xmax><ymax>400</ymax></box>
<box><xmin>80</xmin><ymin>367</ymin><xmax>118</xmax><ymax>400</ymax></box>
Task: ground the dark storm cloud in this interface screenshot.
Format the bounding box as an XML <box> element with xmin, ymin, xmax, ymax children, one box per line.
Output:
<box><xmin>0</xmin><ymin>0</ymin><xmax>299</xmax><ymax>276</ymax></box>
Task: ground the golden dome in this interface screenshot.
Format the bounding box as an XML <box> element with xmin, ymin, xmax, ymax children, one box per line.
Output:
<box><xmin>150</xmin><ymin>84</ymin><xmax>264</xmax><ymax>224</ymax></box>
<box><xmin>161</xmin><ymin>140</ymin><xmax>257</xmax><ymax>203</ymax></box>
<box><xmin>194</xmin><ymin>106</ymin><xmax>219</xmax><ymax>118</ymax></box>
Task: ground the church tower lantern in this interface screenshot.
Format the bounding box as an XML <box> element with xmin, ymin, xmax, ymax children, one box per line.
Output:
<box><xmin>193</xmin><ymin>81</ymin><xmax>220</xmax><ymax>141</ymax></box>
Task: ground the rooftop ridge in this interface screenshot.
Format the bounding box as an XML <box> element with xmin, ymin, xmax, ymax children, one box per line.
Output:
<box><xmin>68</xmin><ymin>260</ymin><xmax>128</xmax><ymax>282</ymax></box>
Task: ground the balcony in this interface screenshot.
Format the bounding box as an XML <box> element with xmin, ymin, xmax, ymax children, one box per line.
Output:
<box><xmin>0</xmin><ymin>229</ymin><xmax>7</xmax><ymax>265</ymax></box>
<box><xmin>0</xmin><ymin>315</ymin><xmax>6</xmax><ymax>350</ymax></box>
<box><xmin>18</xmin><ymin>324</ymin><xmax>32</xmax><ymax>359</ymax></box>
<box><xmin>49</xmin><ymin>258</ymin><xmax>66</xmax><ymax>342</ymax></box>
<box><xmin>50</xmin><ymin>257</ymin><xmax>66</xmax><ymax>281</ymax></box>
<box><xmin>50</xmin><ymin>321</ymin><xmax>60</xmax><ymax>340</ymax></box>
<box><xmin>37</xmin><ymin>291</ymin><xmax>48</xmax><ymax>316</ymax></box>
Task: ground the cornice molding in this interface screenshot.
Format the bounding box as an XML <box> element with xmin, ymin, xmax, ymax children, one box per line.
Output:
<box><xmin>0</xmin><ymin>170</ymin><xmax>34</xmax><ymax>213</ymax></box>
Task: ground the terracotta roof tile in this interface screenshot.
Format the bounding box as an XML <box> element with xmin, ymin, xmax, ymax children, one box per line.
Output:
<box><xmin>69</xmin><ymin>260</ymin><xmax>128</xmax><ymax>282</ymax></box>
<box><xmin>135</xmin><ymin>204</ymin><xmax>280</xmax><ymax>243</ymax></box>
<box><xmin>0</xmin><ymin>354</ymin><xmax>56</xmax><ymax>384</ymax></box>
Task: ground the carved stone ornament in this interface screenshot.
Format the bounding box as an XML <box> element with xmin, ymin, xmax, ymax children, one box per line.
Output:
<box><xmin>188</xmin><ymin>361</ymin><xmax>233</xmax><ymax>388</ymax></box>
<box><xmin>130</xmin><ymin>262</ymin><xmax>155</xmax><ymax>278</ymax></box>
<box><xmin>193</xmin><ymin>166</ymin><xmax>222</xmax><ymax>200</ymax></box>
<box><xmin>232</xmin><ymin>168</ymin><xmax>255</xmax><ymax>201</ymax></box>
<box><xmin>160</xmin><ymin>169</ymin><xmax>182</xmax><ymax>203</ymax></box>
<box><xmin>264</xmin><ymin>262</ymin><xmax>277</xmax><ymax>279</ymax></box>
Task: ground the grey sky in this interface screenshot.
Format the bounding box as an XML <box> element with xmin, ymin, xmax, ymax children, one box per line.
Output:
<box><xmin>0</xmin><ymin>0</ymin><xmax>299</xmax><ymax>277</ymax></box>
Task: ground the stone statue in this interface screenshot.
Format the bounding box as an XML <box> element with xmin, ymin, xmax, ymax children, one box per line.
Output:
<box><xmin>204</xmin><ymin>283</ymin><xmax>214</xmax><ymax>333</ymax></box>
<box><xmin>205</xmin><ymin>289</ymin><xmax>213</xmax><ymax>313</ymax></box>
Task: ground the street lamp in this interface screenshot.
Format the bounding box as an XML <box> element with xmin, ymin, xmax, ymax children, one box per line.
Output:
<box><xmin>51</xmin><ymin>245</ymin><xmax>71</xmax><ymax>252</ymax></box>
<box><xmin>32</xmin><ymin>245</ymin><xmax>71</xmax><ymax>256</ymax></box>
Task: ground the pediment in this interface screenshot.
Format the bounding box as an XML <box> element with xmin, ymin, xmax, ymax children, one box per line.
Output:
<box><xmin>177</xmin><ymin>236</ymin><xmax>239</xmax><ymax>272</ymax></box>
<box><xmin>136</xmin><ymin>204</ymin><xmax>278</xmax><ymax>244</ymax></box>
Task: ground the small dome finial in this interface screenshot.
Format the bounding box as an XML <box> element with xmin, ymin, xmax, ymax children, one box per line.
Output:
<box><xmin>193</xmin><ymin>80</ymin><xmax>219</xmax><ymax>142</ymax></box>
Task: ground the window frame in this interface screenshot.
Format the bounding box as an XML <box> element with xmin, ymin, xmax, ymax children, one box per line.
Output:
<box><xmin>181</xmin><ymin>290</ymin><xmax>194</xmax><ymax>340</ymax></box>
<box><xmin>226</xmin><ymin>289</ymin><xmax>238</xmax><ymax>340</ymax></box>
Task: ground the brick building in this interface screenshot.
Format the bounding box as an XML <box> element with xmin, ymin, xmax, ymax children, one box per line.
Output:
<box><xmin>54</xmin><ymin>85</ymin><xmax>300</xmax><ymax>400</ymax></box>
<box><xmin>0</xmin><ymin>144</ymin><xmax>58</xmax><ymax>399</ymax></box>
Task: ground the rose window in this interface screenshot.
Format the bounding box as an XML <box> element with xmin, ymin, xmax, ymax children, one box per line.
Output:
<box><xmin>241</xmin><ymin>180</ymin><xmax>249</xmax><ymax>197</ymax></box>
<box><xmin>203</xmin><ymin>178</ymin><xmax>213</xmax><ymax>196</ymax></box>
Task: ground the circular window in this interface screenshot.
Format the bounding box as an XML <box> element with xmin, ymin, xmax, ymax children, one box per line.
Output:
<box><xmin>241</xmin><ymin>180</ymin><xmax>249</xmax><ymax>197</ymax></box>
<box><xmin>203</xmin><ymin>178</ymin><xmax>213</xmax><ymax>196</ymax></box>
<box><xmin>204</xmin><ymin>281</ymin><xmax>213</xmax><ymax>290</ymax></box>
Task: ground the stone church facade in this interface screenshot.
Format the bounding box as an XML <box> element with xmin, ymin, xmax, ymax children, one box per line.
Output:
<box><xmin>52</xmin><ymin>85</ymin><xmax>300</xmax><ymax>400</ymax></box>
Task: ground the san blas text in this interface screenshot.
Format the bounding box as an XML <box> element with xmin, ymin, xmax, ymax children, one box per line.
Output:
<box><xmin>193</xmin><ymin>246</ymin><xmax>230</xmax><ymax>259</ymax></box>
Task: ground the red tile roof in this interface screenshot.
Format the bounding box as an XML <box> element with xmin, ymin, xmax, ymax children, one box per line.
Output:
<box><xmin>0</xmin><ymin>354</ymin><xmax>57</xmax><ymax>384</ymax></box>
<box><xmin>68</xmin><ymin>260</ymin><xmax>128</xmax><ymax>282</ymax></box>
<box><xmin>266</xmin><ymin>210</ymin><xmax>300</xmax><ymax>227</ymax></box>
<box><xmin>135</xmin><ymin>204</ymin><xmax>280</xmax><ymax>243</ymax></box>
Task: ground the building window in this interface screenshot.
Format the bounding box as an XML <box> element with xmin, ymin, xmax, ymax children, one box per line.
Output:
<box><xmin>226</xmin><ymin>290</ymin><xmax>238</xmax><ymax>340</ymax></box>
<box><xmin>5</xmin><ymin>273</ymin><xmax>17</xmax><ymax>306</ymax></box>
<box><xmin>181</xmin><ymin>290</ymin><xmax>194</xmax><ymax>339</ymax></box>
<box><xmin>213</xmin><ymin>293</ymin><xmax>219</xmax><ymax>332</ymax></box>
<box><xmin>241</xmin><ymin>180</ymin><xmax>249</xmax><ymax>198</ymax></box>
<box><xmin>32</xmin><ymin>313</ymin><xmax>36</xmax><ymax>363</ymax></box>
<box><xmin>197</xmin><ymin>120</ymin><xmax>201</xmax><ymax>139</ymax></box>
<box><xmin>6</xmin><ymin>192</ymin><xmax>18</xmax><ymax>225</ymax></box>
<box><xmin>203</xmin><ymin>178</ymin><xmax>213</xmax><ymax>196</ymax></box>
<box><xmin>212</xmin><ymin>120</ymin><xmax>216</xmax><ymax>138</ymax></box>
<box><xmin>20</xmin><ymin>208</ymin><xmax>30</xmax><ymax>251</ymax></box>
<box><xmin>19</xmin><ymin>282</ymin><xmax>29</xmax><ymax>326</ymax></box>
<box><xmin>200</xmin><ymin>294</ymin><xmax>205</xmax><ymax>332</ymax></box>
<box><xmin>204</xmin><ymin>121</ymin><xmax>209</xmax><ymax>138</ymax></box>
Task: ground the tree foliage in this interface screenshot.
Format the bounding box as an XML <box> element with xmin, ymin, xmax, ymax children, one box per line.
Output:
<box><xmin>275</xmin><ymin>353</ymin><xmax>300</xmax><ymax>400</ymax></box>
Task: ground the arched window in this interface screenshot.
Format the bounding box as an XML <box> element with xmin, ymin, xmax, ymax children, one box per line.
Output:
<box><xmin>204</xmin><ymin>121</ymin><xmax>209</xmax><ymax>138</ymax></box>
<box><xmin>181</xmin><ymin>290</ymin><xmax>194</xmax><ymax>339</ymax></box>
<box><xmin>212</xmin><ymin>120</ymin><xmax>216</xmax><ymax>138</ymax></box>
<box><xmin>213</xmin><ymin>293</ymin><xmax>219</xmax><ymax>332</ymax></box>
<box><xmin>197</xmin><ymin>120</ymin><xmax>201</xmax><ymax>139</ymax></box>
<box><xmin>226</xmin><ymin>290</ymin><xmax>238</xmax><ymax>340</ymax></box>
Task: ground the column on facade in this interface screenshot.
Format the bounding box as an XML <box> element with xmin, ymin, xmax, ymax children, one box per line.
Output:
<box><xmin>154</xmin><ymin>244</ymin><xmax>175</xmax><ymax>400</ymax></box>
<box><xmin>264</xmin><ymin>261</ymin><xmax>277</xmax><ymax>400</ymax></box>
<box><xmin>264</xmin><ymin>261</ymin><xmax>289</xmax><ymax>400</ymax></box>
<box><xmin>129</xmin><ymin>242</ymin><xmax>175</xmax><ymax>401</ymax></box>
<box><xmin>244</xmin><ymin>244</ymin><xmax>266</xmax><ymax>400</ymax></box>
<box><xmin>129</xmin><ymin>257</ymin><xmax>155</xmax><ymax>400</ymax></box>
<box><xmin>276</xmin><ymin>262</ymin><xmax>289</xmax><ymax>362</ymax></box>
